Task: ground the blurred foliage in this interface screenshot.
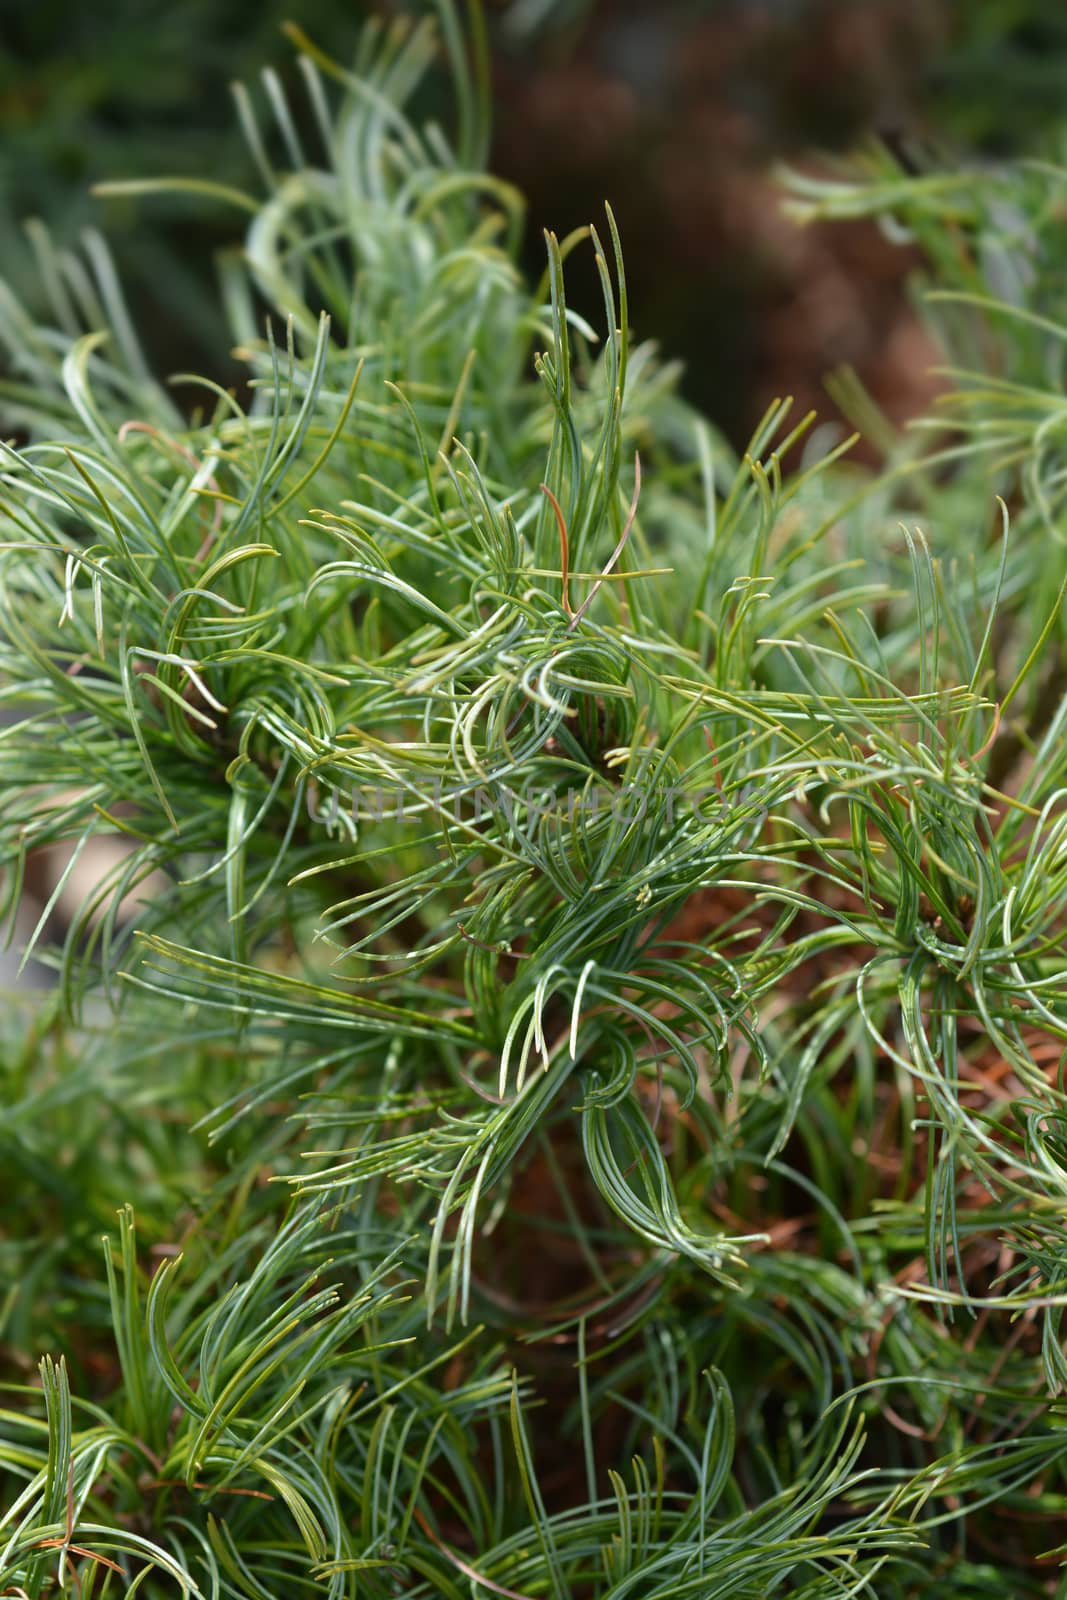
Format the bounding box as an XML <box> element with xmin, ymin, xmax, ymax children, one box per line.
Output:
<box><xmin>5</xmin><ymin>0</ymin><xmax>1067</xmax><ymax>436</ymax></box>
<box><xmin>926</xmin><ymin>0</ymin><xmax>1067</xmax><ymax>153</ymax></box>
<box><xmin>0</xmin><ymin>0</ymin><xmax>365</xmax><ymax>378</ymax></box>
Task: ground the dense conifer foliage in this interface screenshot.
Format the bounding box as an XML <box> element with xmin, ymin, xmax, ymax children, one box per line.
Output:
<box><xmin>3</xmin><ymin>7</ymin><xmax>1067</xmax><ymax>1595</ymax></box>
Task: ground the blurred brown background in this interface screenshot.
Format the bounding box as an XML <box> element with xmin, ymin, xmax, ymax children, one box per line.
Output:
<box><xmin>491</xmin><ymin>0</ymin><xmax>947</xmax><ymax>440</ymax></box>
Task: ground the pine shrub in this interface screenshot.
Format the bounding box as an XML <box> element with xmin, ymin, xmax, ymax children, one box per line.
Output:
<box><xmin>2</xmin><ymin>7</ymin><xmax>1067</xmax><ymax>1596</ymax></box>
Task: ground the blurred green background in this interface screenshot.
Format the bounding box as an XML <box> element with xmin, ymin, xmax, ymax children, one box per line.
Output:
<box><xmin>3</xmin><ymin>0</ymin><xmax>1066</xmax><ymax>440</ymax></box>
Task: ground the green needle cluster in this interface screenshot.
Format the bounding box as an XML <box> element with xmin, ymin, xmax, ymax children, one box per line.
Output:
<box><xmin>2</xmin><ymin>6</ymin><xmax>1067</xmax><ymax>1596</ymax></box>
